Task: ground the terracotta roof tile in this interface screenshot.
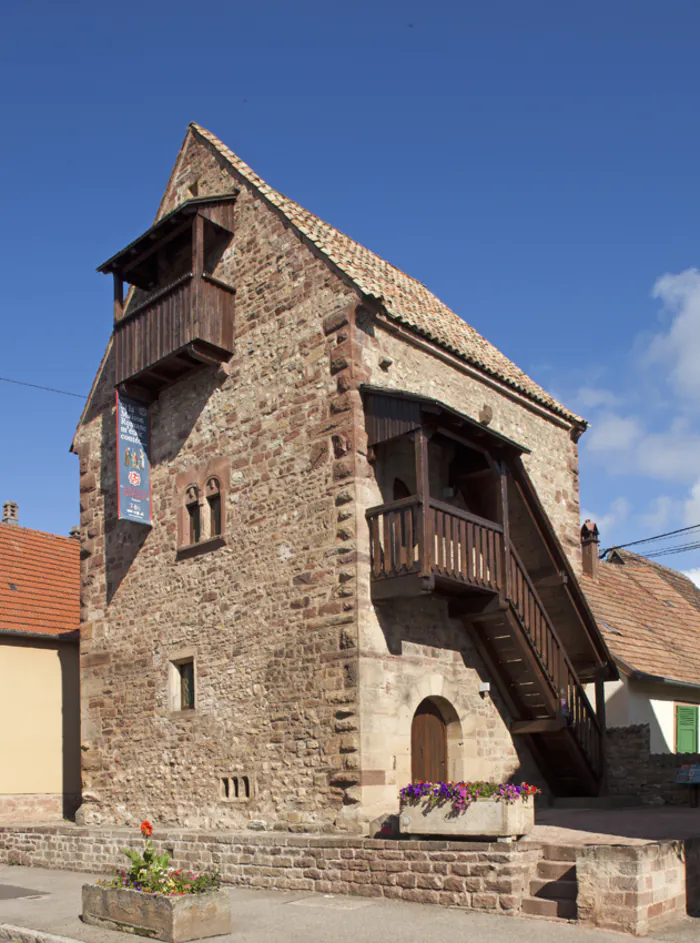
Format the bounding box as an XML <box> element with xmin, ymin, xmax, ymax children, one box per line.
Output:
<box><xmin>0</xmin><ymin>525</ymin><xmax>80</xmax><ymax>638</ymax></box>
<box><xmin>580</xmin><ymin>554</ymin><xmax>700</xmax><ymax>687</ymax></box>
<box><xmin>189</xmin><ymin>123</ymin><xmax>584</xmax><ymax>427</ymax></box>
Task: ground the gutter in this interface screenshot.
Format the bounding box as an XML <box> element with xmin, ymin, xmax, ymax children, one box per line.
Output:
<box><xmin>0</xmin><ymin>627</ymin><xmax>79</xmax><ymax>644</ymax></box>
<box><xmin>615</xmin><ymin>656</ymin><xmax>700</xmax><ymax>694</ymax></box>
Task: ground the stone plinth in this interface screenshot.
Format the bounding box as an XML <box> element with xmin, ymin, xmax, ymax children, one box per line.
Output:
<box><xmin>400</xmin><ymin>798</ymin><xmax>534</xmax><ymax>839</ymax></box>
<box><xmin>82</xmin><ymin>885</ymin><xmax>231</xmax><ymax>942</ymax></box>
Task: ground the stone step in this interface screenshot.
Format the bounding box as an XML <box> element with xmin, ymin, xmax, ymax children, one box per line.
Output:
<box><xmin>541</xmin><ymin>843</ymin><xmax>577</xmax><ymax>862</ymax></box>
<box><xmin>529</xmin><ymin>878</ymin><xmax>578</xmax><ymax>900</ymax></box>
<box><xmin>522</xmin><ymin>896</ymin><xmax>577</xmax><ymax>920</ymax></box>
<box><xmin>537</xmin><ymin>860</ymin><xmax>576</xmax><ymax>881</ymax></box>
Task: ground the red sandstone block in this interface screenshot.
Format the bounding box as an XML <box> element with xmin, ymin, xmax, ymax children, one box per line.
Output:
<box><xmin>416</xmin><ymin>874</ymin><xmax>444</xmax><ymax>891</ymax></box>
<box><xmin>472</xmin><ymin>893</ymin><xmax>499</xmax><ymax>911</ymax></box>
<box><xmin>402</xmin><ymin>889</ymin><xmax>440</xmax><ymax>905</ymax></box>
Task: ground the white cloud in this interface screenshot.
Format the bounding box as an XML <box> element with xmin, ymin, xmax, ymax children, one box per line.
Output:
<box><xmin>576</xmin><ymin>387</ymin><xmax>621</xmax><ymax>409</ymax></box>
<box><xmin>586</xmin><ymin>413</ymin><xmax>641</xmax><ymax>454</ymax></box>
<box><xmin>683</xmin><ymin>568</ymin><xmax>700</xmax><ymax>588</ymax></box>
<box><xmin>642</xmin><ymin>495</ymin><xmax>674</xmax><ymax>530</ymax></box>
<box><xmin>647</xmin><ymin>268</ymin><xmax>700</xmax><ymax>406</ymax></box>
<box><xmin>581</xmin><ymin>497</ymin><xmax>630</xmax><ymax>540</ymax></box>
<box><xmin>684</xmin><ymin>480</ymin><xmax>700</xmax><ymax>527</ymax></box>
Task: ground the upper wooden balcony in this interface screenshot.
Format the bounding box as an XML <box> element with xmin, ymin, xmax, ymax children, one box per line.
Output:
<box><xmin>98</xmin><ymin>195</ymin><xmax>238</xmax><ymax>395</ymax></box>
<box><xmin>367</xmin><ymin>496</ymin><xmax>505</xmax><ymax>600</ymax></box>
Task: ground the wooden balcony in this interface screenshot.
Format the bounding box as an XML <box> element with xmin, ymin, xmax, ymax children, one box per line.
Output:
<box><xmin>113</xmin><ymin>272</ymin><xmax>235</xmax><ymax>390</ymax></box>
<box><xmin>367</xmin><ymin>497</ymin><xmax>504</xmax><ymax>599</ymax></box>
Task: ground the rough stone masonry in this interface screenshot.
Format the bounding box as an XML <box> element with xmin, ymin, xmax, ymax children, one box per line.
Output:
<box><xmin>73</xmin><ymin>124</ymin><xmax>587</xmax><ymax>833</ymax></box>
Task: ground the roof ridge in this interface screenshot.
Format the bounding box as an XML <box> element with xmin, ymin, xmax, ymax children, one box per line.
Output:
<box><xmin>0</xmin><ymin>524</ymin><xmax>79</xmax><ymax>546</ymax></box>
<box><xmin>188</xmin><ymin>123</ymin><xmax>584</xmax><ymax>427</ymax></box>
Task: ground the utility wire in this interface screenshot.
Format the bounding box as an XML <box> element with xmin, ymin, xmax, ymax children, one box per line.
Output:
<box><xmin>601</xmin><ymin>522</ymin><xmax>700</xmax><ymax>557</ymax></box>
<box><xmin>0</xmin><ymin>376</ymin><xmax>87</xmax><ymax>400</ymax></box>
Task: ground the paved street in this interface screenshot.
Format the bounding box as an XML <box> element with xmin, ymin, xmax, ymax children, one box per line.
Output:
<box><xmin>0</xmin><ymin>865</ymin><xmax>698</xmax><ymax>943</ymax></box>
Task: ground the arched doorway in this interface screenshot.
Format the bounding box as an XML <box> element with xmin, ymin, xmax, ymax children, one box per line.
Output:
<box><xmin>411</xmin><ymin>699</ymin><xmax>448</xmax><ymax>782</ymax></box>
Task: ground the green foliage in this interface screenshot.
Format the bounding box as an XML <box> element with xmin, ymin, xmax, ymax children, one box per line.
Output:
<box><xmin>100</xmin><ymin>832</ymin><xmax>222</xmax><ymax>896</ymax></box>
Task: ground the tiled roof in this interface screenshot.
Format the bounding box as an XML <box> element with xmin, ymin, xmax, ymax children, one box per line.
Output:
<box><xmin>190</xmin><ymin>123</ymin><xmax>584</xmax><ymax>427</ymax></box>
<box><xmin>580</xmin><ymin>552</ymin><xmax>700</xmax><ymax>687</ymax></box>
<box><xmin>0</xmin><ymin>524</ymin><xmax>80</xmax><ymax>638</ymax></box>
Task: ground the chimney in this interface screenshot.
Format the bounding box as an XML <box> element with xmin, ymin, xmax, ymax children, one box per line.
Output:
<box><xmin>69</xmin><ymin>525</ymin><xmax>80</xmax><ymax>540</ymax></box>
<box><xmin>581</xmin><ymin>519</ymin><xmax>600</xmax><ymax>579</ymax></box>
<box><xmin>2</xmin><ymin>501</ymin><xmax>18</xmax><ymax>525</ymax></box>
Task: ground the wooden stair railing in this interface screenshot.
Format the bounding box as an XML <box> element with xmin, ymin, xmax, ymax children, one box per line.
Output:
<box><xmin>508</xmin><ymin>544</ymin><xmax>602</xmax><ymax>780</ymax></box>
<box><xmin>366</xmin><ymin>496</ymin><xmax>603</xmax><ymax>787</ymax></box>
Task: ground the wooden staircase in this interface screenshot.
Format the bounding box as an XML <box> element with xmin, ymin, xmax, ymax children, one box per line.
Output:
<box><xmin>452</xmin><ymin>546</ymin><xmax>603</xmax><ymax>796</ymax></box>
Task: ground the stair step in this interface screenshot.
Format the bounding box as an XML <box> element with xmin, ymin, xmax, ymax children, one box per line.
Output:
<box><xmin>530</xmin><ymin>878</ymin><xmax>577</xmax><ymax>900</ymax></box>
<box><xmin>522</xmin><ymin>897</ymin><xmax>577</xmax><ymax>920</ymax></box>
<box><xmin>537</xmin><ymin>861</ymin><xmax>575</xmax><ymax>881</ymax></box>
<box><xmin>541</xmin><ymin>844</ymin><xmax>577</xmax><ymax>862</ymax></box>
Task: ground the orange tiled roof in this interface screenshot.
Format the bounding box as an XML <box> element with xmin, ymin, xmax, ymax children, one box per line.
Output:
<box><xmin>580</xmin><ymin>551</ymin><xmax>700</xmax><ymax>687</ymax></box>
<box><xmin>0</xmin><ymin>524</ymin><xmax>80</xmax><ymax>638</ymax></box>
<box><xmin>190</xmin><ymin>123</ymin><xmax>584</xmax><ymax>427</ymax></box>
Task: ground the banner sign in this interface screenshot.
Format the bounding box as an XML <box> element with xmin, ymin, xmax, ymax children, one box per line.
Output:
<box><xmin>116</xmin><ymin>392</ymin><xmax>152</xmax><ymax>525</ymax></box>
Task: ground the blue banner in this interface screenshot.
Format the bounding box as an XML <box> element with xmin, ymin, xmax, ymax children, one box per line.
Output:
<box><xmin>116</xmin><ymin>392</ymin><xmax>152</xmax><ymax>525</ymax></box>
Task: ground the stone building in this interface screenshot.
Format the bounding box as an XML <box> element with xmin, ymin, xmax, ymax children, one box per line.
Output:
<box><xmin>73</xmin><ymin>123</ymin><xmax>616</xmax><ymax>832</ymax></box>
<box><xmin>0</xmin><ymin>501</ymin><xmax>81</xmax><ymax>822</ymax></box>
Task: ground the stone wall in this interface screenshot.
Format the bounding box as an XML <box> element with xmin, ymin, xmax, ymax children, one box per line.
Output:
<box><xmin>0</xmin><ymin>825</ymin><xmax>538</xmax><ymax>916</ymax></box>
<box><xmin>577</xmin><ymin>839</ymin><xmax>700</xmax><ymax>935</ymax></box>
<box><xmin>0</xmin><ymin>794</ymin><xmax>79</xmax><ymax>825</ymax></box>
<box><xmin>74</xmin><ymin>128</ymin><xmax>365</xmax><ymax>833</ymax></box>
<box><xmin>607</xmin><ymin>725</ymin><xmax>700</xmax><ymax>806</ymax></box>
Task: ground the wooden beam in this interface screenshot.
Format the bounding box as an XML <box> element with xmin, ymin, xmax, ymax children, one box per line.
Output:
<box><xmin>533</xmin><ymin>571</ymin><xmax>569</xmax><ymax>588</ymax></box>
<box><xmin>414</xmin><ymin>428</ymin><xmax>431</xmax><ymax>577</ymax></box>
<box><xmin>113</xmin><ymin>275</ymin><xmax>124</xmax><ymax>323</ymax></box>
<box><xmin>499</xmin><ymin>462</ymin><xmax>511</xmax><ymax>605</ymax></box>
<box><xmin>371</xmin><ymin>574</ymin><xmax>434</xmax><ymax>602</ymax></box>
<box><xmin>511</xmin><ymin>718</ymin><xmax>566</xmax><ymax>734</ymax></box>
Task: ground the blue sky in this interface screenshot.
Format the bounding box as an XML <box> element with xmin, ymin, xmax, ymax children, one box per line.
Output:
<box><xmin>1</xmin><ymin>0</ymin><xmax>700</xmax><ymax>578</ymax></box>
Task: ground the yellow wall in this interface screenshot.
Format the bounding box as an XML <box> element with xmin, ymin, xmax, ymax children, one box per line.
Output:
<box><xmin>0</xmin><ymin>637</ymin><xmax>80</xmax><ymax>795</ymax></box>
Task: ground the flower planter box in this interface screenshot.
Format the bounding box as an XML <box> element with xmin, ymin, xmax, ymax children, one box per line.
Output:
<box><xmin>82</xmin><ymin>884</ymin><xmax>231</xmax><ymax>942</ymax></box>
<box><xmin>400</xmin><ymin>796</ymin><xmax>534</xmax><ymax>840</ymax></box>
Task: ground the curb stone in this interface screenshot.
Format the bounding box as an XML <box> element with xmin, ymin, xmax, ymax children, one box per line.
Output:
<box><xmin>0</xmin><ymin>925</ymin><xmax>82</xmax><ymax>943</ymax></box>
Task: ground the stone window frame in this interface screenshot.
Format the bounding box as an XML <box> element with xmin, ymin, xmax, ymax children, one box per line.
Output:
<box><xmin>168</xmin><ymin>649</ymin><xmax>197</xmax><ymax>715</ymax></box>
<box><xmin>220</xmin><ymin>774</ymin><xmax>253</xmax><ymax>802</ymax></box>
<box><xmin>176</xmin><ymin>457</ymin><xmax>230</xmax><ymax>558</ymax></box>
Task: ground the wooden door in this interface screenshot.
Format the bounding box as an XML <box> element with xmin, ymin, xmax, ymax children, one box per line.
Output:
<box><xmin>411</xmin><ymin>700</ymin><xmax>447</xmax><ymax>782</ymax></box>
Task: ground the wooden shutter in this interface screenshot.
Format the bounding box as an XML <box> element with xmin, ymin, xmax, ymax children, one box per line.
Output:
<box><xmin>676</xmin><ymin>705</ymin><xmax>698</xmax><ymax>753</ymax></box>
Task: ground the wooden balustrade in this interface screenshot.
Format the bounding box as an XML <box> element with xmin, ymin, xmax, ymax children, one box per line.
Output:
<box><xmin>114</xmin><ymin>273</ymin><xmax>235</xmax><ymax>387</ymax></box>
<box><xmin>367</xmin><ymin>496</ymin><xmax>421</xmax><ymax>579</ymax></box>
<box><xmin>429</xmin><ymin>500</ymin><xmax>502</xmax><ymax>592</ymax></box>
<box><xmin>508</xmin><ymin>545</ymin><xmax>602</xmax><ymax>777</ymax></box>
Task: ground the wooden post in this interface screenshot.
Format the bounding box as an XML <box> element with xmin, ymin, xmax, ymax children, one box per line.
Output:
<box><xmin>414</xmin><ymin>428</ymin><xmax>431</xmax><ymax>576</ymax></box>
<box><xmin>595</xmin><ymin>671</ymin><xmax>609</xmax><ymax>795</ymax></box>
<box><xmin>113</xmin><ymin>275</ymin><xmax>124</xmax><ymax>323</ymax></box>
<box><xmin>192</xmin><ymin>214</ymin><xmax>204</xmax><ymax>332</ymax></box>
<box><xmin>499</xmin><ymin>462</ymin><xmax>511</xmax><ymax>605</ymax></box>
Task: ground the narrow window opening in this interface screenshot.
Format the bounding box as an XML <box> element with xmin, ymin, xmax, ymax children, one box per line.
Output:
<box><xmin>178</xmin><ymin>660</ymin><xmax>195</xmax><ymax>710</ymax></box>
<box><xmin>186</xmin><ymin>485</ymin><xmax>201</xmax><ymax>544</ymax></box>
<box><xmin>242</xmin><ymin>775</ymin><xmax>250</xmax><ymax>799</ymax></box>
<box><xmin>206</xmin><ymin>478</ymin><xmax>222</xmax><ymax>537</ymax></box>
<box><xmin>221</xmin><ymin>777</ymin><xmax>230</xmax><ymax>799</ymax></box>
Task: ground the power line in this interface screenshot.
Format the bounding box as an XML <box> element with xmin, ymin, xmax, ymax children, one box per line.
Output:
<box><xmin>0</xmin><ymin>376</ymin><xmax>87</xmax><ymax>400</ymax></box>
<box><xmin>644</xmin><ymin>542</ymin><xmax>700</xmax><ymax>560</ymax></box>
<box><xmin>601</xmin><ymin>523</ymin><xmax>700</xmax><ymax>556</ymax></box>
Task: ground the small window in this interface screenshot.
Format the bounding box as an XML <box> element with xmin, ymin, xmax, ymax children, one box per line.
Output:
<box><xmin>207</xmin><ymin>477</ymin><xmax>222</xmax><ymax>537</ymax></box>
<box><xmin>186</xmin><ymin>485</ymin><xmax>201</xmax><ymax>544</ymax></box>
<box><xmin>177</xmin><ymin>660</ymin><xmax>195</xmax><ymax>710</ymax></box>
<box><xmin>676</xmin><ymin>705</ymin><xmax>698</xmax><ymax>753</ymax></box>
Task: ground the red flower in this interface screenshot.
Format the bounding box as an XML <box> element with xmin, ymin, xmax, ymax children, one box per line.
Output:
<box><xmin>140</xmin><ymin>820</ymin><xmax>153</xmax><ymax>837</ymax></box>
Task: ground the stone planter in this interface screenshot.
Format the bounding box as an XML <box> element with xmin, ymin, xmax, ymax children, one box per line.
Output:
<box><xmin>399</xmin><ymin>797</ymin><xmax>534</xmax><ymax>840</ymax></box>
<box><xmin>82</xmin><ymin>884</ymin><xmax>231</xmax><ymax>942</ymax></box>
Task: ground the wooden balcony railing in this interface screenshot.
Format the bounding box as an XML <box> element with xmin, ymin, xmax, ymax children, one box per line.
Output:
<box><xmin>508</xmin><ymin>545</ymin><xmax>602</xmax><ymax>777</ymax></box>
<box><xmin>366</xmin><ymin>496</ymin><xmax>602</xmax><ymax>781</ymax></box>
<box><xmin>114</xmin><ymin>273</ymin><xmax>235</xmax><ymax>387</ymax></box>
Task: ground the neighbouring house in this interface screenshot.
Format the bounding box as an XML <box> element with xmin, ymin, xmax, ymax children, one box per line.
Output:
<box><xmin>580</xmin><ymin>523</ymin><xmax>700</xmax><ymax>755</ymax></box>
<box><xmin>71</xmin><ymin>123</ymin><xmax>618</xmax><ymax>833</ymax></box>
<box><xmin>0</xmin><ymin>501</ymin><xmax>81</xmax><ymax>822</ymax></box>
